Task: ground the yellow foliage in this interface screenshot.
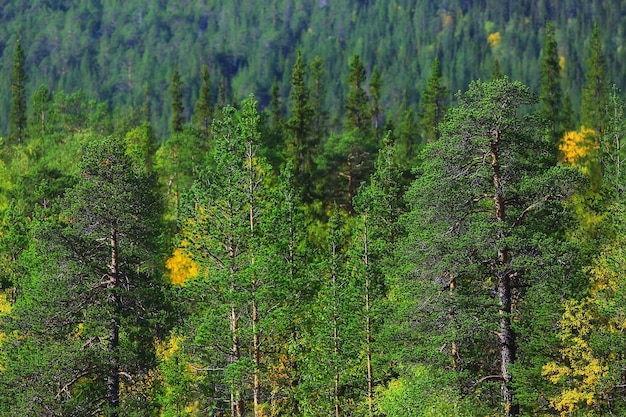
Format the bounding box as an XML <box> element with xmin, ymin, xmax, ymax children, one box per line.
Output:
<box><xmin>441</xmin><ymin>13</ymin><xmax>453</xmax><ymax>29</ymax></box>
<box><xmin>155</xmin><ymin>335</ymin><xmax>183</xmax><ymax>361</ymax></box>
<box><xmin>487</xmin><ymin>32</ymin><xmax>502</xmax><ymax>48</ymax></box>
<box><xmin>559</xmin><ymin>126</ymin><xmax>598</xmax><ymax>167</ymax></box>
<box><xmin>559</xmin><ymin>55</ymin><xmax>566</xmax><ymax>73</ymax></box>
<box><xmin>0</xmin><ymin>332</ymin><xmax>6</xmax><ymax>371</ymax></box>
<box><xmin>166</xmin><ymin>248</ymin><xmax>199</xmax><ymax>286</ymax></box>
<box><xmin>0</xmin><ymin>291</ymin><xmax>11</xmax><ymax>314</ymax></box>
<box><xmin>542</xmin><ymin>300</ymin><xmax>609</xmax><ymax>416</ymax></box>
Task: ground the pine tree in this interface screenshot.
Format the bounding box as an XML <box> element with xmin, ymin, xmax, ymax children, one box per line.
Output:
<box><xmin>178</xmin><ymin>95</ymin><xmax>281</xmax><ymax>417</ymax></box>
<box><xmin>419</xmin><ymin>57</ymin><xmax>448</xmax><ymax>142</ymax></box>
<box><xmin>401</xmin><ymin>78</ymin><xmax>583</xmax><ymax>416</ymax></box>
<box><xmin>171</xmin><ymin>64</ymin><xmax>185</xmax><ymax>134</ymax></box>
<box><xmin>540</xmin><ymin>21</ymin><xmax>564</xmax><ymax>144</ymax></box>
<box><xmin>2</xmin><ymin>135</ymin><xmax>167</xmax><ymax>416</ymax></box>
<box><xmin>29</xmin><ymin>84</ymin><xmax>50</xmax><ymax>137</ymax></box>
<box><xmin>10</xmin><ymin>37</ymin><xmax>28</xmax><ymax>144</ymax></box>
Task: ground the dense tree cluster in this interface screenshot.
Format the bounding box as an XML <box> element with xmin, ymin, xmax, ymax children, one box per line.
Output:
<box><xmin>1</xmin><ymin>9</ymin><xmax>626</xmax><ymax>417</ymax></box>
<box><xmin>0</xmin><ymin>0</ymin><xmax>625</xmax><ymax>138</ymax></box>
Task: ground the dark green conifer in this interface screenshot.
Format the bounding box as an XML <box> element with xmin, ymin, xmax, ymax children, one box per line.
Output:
<box><xmin>345</xmin><ymin>55</ymin><xmax>371</xmax><ymax>136</ymax></box>
<box><xmin>581</xmin><ymin>23</ymin><xmax>608</xmax><ymax>135</ymax></box>
<box><xmin>10</xmin><ymin>37</ymin><xmax>27</xmax><ymax>144</ymax></box>
<box><xmin>170</xmin><ymin>64</ymin><xmax>184</xmax><ymax>134</ymax></box>
<box><xmin>286</xmin><ymin>51</ymin><xmax>314</xmax><ymax>197</ymax></box>
<box><xmin>540</xmin><ymin>21</ymin><xmax>564</xmax><ymax>143</ymax></box>
<box><xmin>419</xmin><ymin>57</ymin><xmax>448</xmax><ymax>142</ymax></box>
<box><xmin>192</xmin><ymin>65</ymin><xmax>213</xmax><ymax>135</ymax></box>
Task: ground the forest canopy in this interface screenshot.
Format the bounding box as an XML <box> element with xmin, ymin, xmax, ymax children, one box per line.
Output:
<box><xmin>1</xmin><ymin>1</ymin><xmax>626</xmax><ymax>416</ymax></box>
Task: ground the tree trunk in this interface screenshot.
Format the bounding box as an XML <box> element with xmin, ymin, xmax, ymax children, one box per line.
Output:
<box><xmin>253</xmin><ymin>299</ymin><xmax>260</xmax><ymax>417</ymax></box>
<box><xmin>491</xmin><ymin>134</ymin><xmax>518</xmax><ymax>417</ymax></box>
<box><xmin>107</xmin><ymin>229</ymin><xmax>120</xmax><ymax>417</ymax></box>
<box><xmin>363</xmin><ymin>217</ymin><xmax>374</xmax><ymax>416</ymax></box>
<box><xmin>332</xmin><ymin>239</ymin><xmax>341</xmax><ymax>417</ymax></box>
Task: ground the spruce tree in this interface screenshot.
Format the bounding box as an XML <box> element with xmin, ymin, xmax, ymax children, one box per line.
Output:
<box><xmin>540</xmin><ymin>21</ymin><xmax>564</xmax><ymax>144</ymax></box>
<box><xmin>309</xmin><ymin>55</ymin><xmax>328</xmax><ymax>152</ymax></box>
<box><xmin>581</xmin><ymin>23</ymin><xmax>609</xmax><ymax>135</ymax></box>
<box><xmin>10</xmin><ymin>37</ymin><xmax>27</xmax><ymax>144</ymax></box>
<box><xmin>369</xmin><ymin>67</ymin><xmax>383</xmax><ymax>137</ymax></box>
<box><xmin>171</xmin><ymin>64</ymin><xmax>185</xmax><ymax>134</ymax></box>
<box><xmin>286</xmin><ymin>51</ymin><xmax>314</xmax><ymax>198</ymax></box>
<box><xmin>192</xmin><ymin>64</ymin><xmax>213</xmax><ymax>136</ymax></box>
<box><xmin>419</xmin><ymin>57</ymin><xmax>448</xmax><ymax>142</ymax></box>
<box><xmin>345</xmin><ymin>55</ymin><xmax>371</xmax><ymax>136</ymax></box>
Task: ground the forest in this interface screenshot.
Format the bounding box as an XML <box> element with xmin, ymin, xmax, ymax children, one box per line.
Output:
<box><xmin>1</xmin><ymin>1</ymin><xmax>626</xmax><ymax>416</ymax></box>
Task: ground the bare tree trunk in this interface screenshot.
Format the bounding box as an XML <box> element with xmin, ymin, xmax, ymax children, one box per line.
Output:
<box><xmin>230</xmin><ymin>300</ymin><xmax>244</xmax><ymax>417</ymax></box>
<box><xmin>107</xmin><ymin>229</ymin><xmax>120</xmax><ymax>417</ymax></box>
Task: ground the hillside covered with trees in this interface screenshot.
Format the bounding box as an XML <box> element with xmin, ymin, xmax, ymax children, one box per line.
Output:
<box><xmin>0</xmin><ymin>0</ymin><xmax>626</xmax><ymax>136</ymax></box>
<box><xmin>1</xmin><ymin>1</ymin><xmax>626</xmax><ymax>416</ymax></box>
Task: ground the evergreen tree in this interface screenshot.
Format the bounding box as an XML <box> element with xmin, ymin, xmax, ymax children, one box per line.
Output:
<box><xmin>192</xmin><ymin>64</ymin><xmax>213</xmax><ymax>136</ymax></box>
<box><xmin>178</xmin><ymin>96</ymin><xmax>280</xmax><ymax>417</ymax></box>
<box><xmin>401</xmin><ymin>78</ymin><xmax>583</xmax><ymax>416</ymax></box>
<box><xmin>369</xmin><ymin>67</ymin><xmax>383</xmax><ymax>137</ymax></box>
<box><xmin>309</xmin><ymin>55</ymin><xmax>328</xmax><ymax>153</ymax></box>
<box><xmin>286</xmin><ymin>51</ymin><xmax>314</xmax><ymax>199</ymax></box>
<box><xmin>345</xmin><ymin>55</ymin><xmax>371</xmax><ymax>136</ymax></box>
<box><xmin>540</xmin><ymin>21</ymin><xmax>564</xmax><ymax>144</ymax></box>
<box><xmin>581</xmin><ymin>24</ymin><xmax>609</xmax><ymax>135</ymax></box>
<box><xmin>2</xmin><ymin>135</ymin><xmax>167</xmax><ymax>416</ymax></box>
<box><xmin>10</xmin><ymin>37</ymin><xmax>27</xmax><ymax>144</ymax></box>
<box><xmin>170</xmin><ymin>64</ymin><xmax>185</xmax><ymax>134</ymax></box>
<box><xmin>29</xmin><ymin>84</ymin><xmax>50</xmax><ymax>137</ymax></box>
<box><xmin>419</xmin><ymin>57</ymin><xmax>448</xmax><ymax>142</ymax></box>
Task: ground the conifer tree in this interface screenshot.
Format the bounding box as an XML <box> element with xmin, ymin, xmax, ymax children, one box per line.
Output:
<box><xmin>193</xmin><ymin>65</ymin><xmax>213</xmax><ymax>136</ymax></box>
<box><xmin>2</xmin><ymin>135</ymin><xmax>167</xmax><ymax>416</ymax></box>
<box><xmin>10</xmin><ymin>37</ymin><xmax>27</xmax><ymax>144</ymax></box>
<box><xmin>419</xmin><ymin>57</ymin><xmax>448</xmax><ymax>142</ymax></box>
<box><xmin>402</xmin><ymin>78</ymin><xmax>583</xmax><ymax>416</ymax></box>
<box><xmin>345</xmin><ymin>55</ymin><xmax>371</xmax><ymax>136</ymax></box>
<box><xmin>369</xmin><ymin>67</ymin><xmax>383</xmax><ymax>136</ymax></box>
<box><xmin>29</xmin><ymin>84</ymin><xmax>50</xmax><ymax>137</ymax></box>
<box><xmin>581</xmin><ymin>24</ymin><xmax>608</xmax><ymax>136</ymax></box>
<box><xmin>286</xmin><ymin>51</ymin><xmax>314</xmax><ymax>198</ymax></box>
<box><xmin>540</xmin><ymin>21</ymin><xmax>564</xmax><ymax>144</ymax></box>
<box><xmin>170</xmin><ymin>64</ymin><xmax>184</xmax><ymax>134</ymax></box>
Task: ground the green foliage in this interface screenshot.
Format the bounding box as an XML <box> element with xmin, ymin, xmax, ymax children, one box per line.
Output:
<box><xmin>540</xmin><ymin>21</ymin><xmax>564</xmax><ymax>143</ymax></box>
<box><xmin>581</xmin><ymin>24</ymin><xmax>609</xmax><ymax>135</ymax></box>
<box><xmin>376</xmin><ymin>365</ymin><xmax>482</xmax><ymax>417</ymax></box>
<box><xmin>399</xmin><ymin>77</ymin><xmax>585</xmax><ymax>415</ymax></box>
<box><xmin>192</xmin><ymin>65</ymin><xmax>213</xmax><ymax>137</ymax></box>
<box><xmin>1</xmin><ymin>135</ymin><xmax>168</xmax><ymax>416</ymax></box>
<box><xmin>9</xmin><ymin>38</ymin><xmax>27</xmax><ymax>144</ymax></box>
<box><xmin>419</xmin><ymin>57</ymin><xmax>448</xmax><ymax>142</ymax></box>
<box><xmin>171</xmin><ymin>64</ymin><xmax>185</xmax><ymax>135</ymax></box>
